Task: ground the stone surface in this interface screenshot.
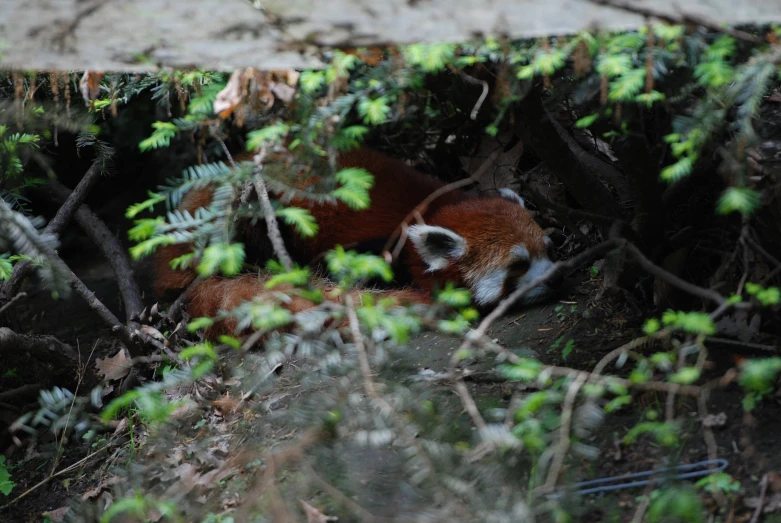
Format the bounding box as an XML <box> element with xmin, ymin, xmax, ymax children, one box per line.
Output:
<box><xmin>1</xmin><ymin>0</ymin><xmax>780</xmax><ymax>71</ymax></box>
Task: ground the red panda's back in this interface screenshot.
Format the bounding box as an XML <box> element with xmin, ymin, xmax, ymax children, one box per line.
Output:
<box><xmin>288</xmin><ymin>147</ymin><xmax>468</xmax><ymax>262</ymax></box>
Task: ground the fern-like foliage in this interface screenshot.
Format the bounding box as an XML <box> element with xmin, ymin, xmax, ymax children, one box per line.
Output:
<box><xmin>0</xmin><ymin>198</ymin><xmax>70</xmax><ymax>297</ymax></box>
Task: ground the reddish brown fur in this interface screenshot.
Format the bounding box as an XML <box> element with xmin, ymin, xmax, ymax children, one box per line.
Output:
<box><xmin>409</xmin><ymin>199</ymin><xmax>547</xmax><ymax>291</ymax></box>
<box><xmin>187</xmin><ymin>273</ymin><xmax>429</xmax><ymax>338</ymax></box>
<box><xmin>153</xmin><ymin>146</ymin><xmax>544</xmax><ymax>339</ymax></box>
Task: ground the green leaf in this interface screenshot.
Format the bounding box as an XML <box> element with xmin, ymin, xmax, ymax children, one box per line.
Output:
<box><xmin>0</xmin><ymin>257</ymin><xmax>12</xmax><ymax>281</ymax></box>
<box><xmin>325</xmin><ymin>246</ymin><xmax>393</xmax><ymax>284</ymax></box>
<box><xmin>635</xmin><ymin>90</ymin><xmax>665</xmax><ymax>107</ymax></box>
<box><xmin>669</xmin><ymin>367</ymin><xmax>701</xmax><ymax>385</ymax></box>
<box><xmin>332</xmin><ymin>184</ymin><xmax>371</xmax><ymax>210</ymax></box>
<box><xmin>357</xmin><ymin>97</ymin><xmax>391</xmax><ymax>126</ymax></box>
<box><xmin>436</xmin><ymin>283</ymin><xmax>472</xmax><ymax>308</ymax></box>
<box><xmin>643</xmin><ymin>318</ymin><xmax>661</xmax><ymax>335</ymax></box>
<box><xmin>128</xmin><ymin>217</ymin><xmax>163</xmax><ymax>242</ymax></box>
<box><xmin>299</xmin><ymin>70</ymin><xmax>325</xmax><ymax>93</ymax></box>
<box><xmin>608</xmin><ymin>69</ymin><xmax>645</xmax><ymax>102</ymax></box>
<box><xmin>661</xmin><ymin>310</ymin><xmax>716</xmax><ymax>335</ymax></box>
<box><xmin>575</xmin><ymin>114</ymin><xmax>599</xmax><ymax>128</ymax></box>
<box><xmin>335</xmin><ymin>167</ymin><xmax>374</xmax><ymax>190</ymax></box>
<box><xmin>717</xmin><ymin>187</ymin><xmax>761</xmax><ymax>216</ymax></box>
<box><xmin>126</xmin><ymin>191</ymin><xmax>166</xmax><ymax>219</ymax></box>
<box><xmin>604</xmin><ymin>395</ymin><xmax>632</xmax><ymax>413</ymax></box>
<box><xmin>694</xmin><ymin>60</ymin><xmax>734</xmax><ymax>88</ymax></box>
<box><xmin>498</xmin><ymin>359</ymin><xmax>543</xmax><ymax>382</ymax></box>
<box><xmin>402</xmin><ymin>43</ymin><xmax>456</xmax><ymax>72</ymax></box>
<box><xmin>264</xmin><ymin>265</ymin><xmax>310</xmax><ymax>289</ymax></box>
<box><xmin>138</xmin><ymin>121</ymin><xmax>178</xmax><ymax>152</ymax></box>
<box><xmin>660</xmin><ymin>155</ymin><xmax>696</xmax><ymax>182</ymax></box>
<box><xmin>246</xmin><ymin>123</ymin><xmax>290</xmax><ymax>151</ymax></box>
<box><xmin>187</xmin><ymin>317</ymin><xmax>214</xmax><ymax>333</ymax></box>
<box><xmin>596</xmin><ymin>54</ymin><xmax>632</xmax><ymax>78</ymax></box>
<box><xmin>196</xmin><ymin>243</ymin><xmax>245</xmax><ymax>277</ymax></box>
<box><xmin>276</xmin><ymin>207</ymin><xmax>319</xmax><ymax>238</ymax></box>
<box><xmin>532</xmin><ymin>48</ymin><xmax>567</xmax><ymax>75</ymax></box>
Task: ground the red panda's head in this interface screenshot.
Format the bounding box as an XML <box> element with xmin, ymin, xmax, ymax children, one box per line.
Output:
<box><xmin>407</xmin><ymin>189</ymin><xmax>559</xmax><ymax>308</ymax></box>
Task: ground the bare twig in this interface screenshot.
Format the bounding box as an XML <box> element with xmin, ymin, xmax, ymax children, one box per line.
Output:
<box><xmin>166</xmin><ymin>275</ymin><xmax>202</xmax><ymax>322</ymax></box>
<box><xmin>236</xmin><ymin>428</ymin><xmax>325</xmax><ymax>522</ymax></box>
<box><xmin>44</xmin><ymin>180</ymin><xmax>144</xmax><ymax>322</ymax></box>
<box><xmin>624</xmin><ymin>242</ymin><xmax>728</xmax><ymax>306</ymax></box>
<box><xmin>0</xmin><ymin>382</ymin><xmax>42</xmax><ymax>403</ymax></box>
<box><xmin>0</xmin><ymin>291</ymin><xmax>26</xmax><ymax>316</ymax></box>
<box><xmin>345</xmin><ymin>293</ymin><xmax>380</xmax><ymax>400</ymax></box>
<box><xmin>0</xmin><ymin>445</ymin><xmax>110</xmax><ymax>509</ymax></box>
<box><xmin>453</xmin><ymin>374</ymin><xmax>489</xmax><ymax>433</ymax></box>
<box><xmin>544</xmin><ymin>371</ymin><xmax>588</xmax><ymax>491</ymax></box>
<box><xmin>750</xmin><ymin>473</ymin><xmax>769</xmax><ymax>523</ymax></box>
<box><xmin>382</xmin><ymin>149</ymin><xmax>502</xmax><ymax>263</ymax></box>
<box><xmin>3</xmin><ymin>162</ymin><xmax>102</xmax><ymax>298</ymax></box>
<box><xmin>458</xmin><ymin>70</ymin><xmax>489</xmax><ymax>120</ymax></box>
<box><xmin>382</xmin><ymin>177</ymin><xmax>476</xmax><ymax>263</ymax></box>
<box><xmin>252</xmin><ymin>150</ymin><xmax>295</xmax><ymax>271</ymax></box>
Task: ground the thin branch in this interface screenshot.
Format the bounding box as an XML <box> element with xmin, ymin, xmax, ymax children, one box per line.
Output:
<box><xmin>0</xmin><ymin>291</ymin><xmax>26</xmax><ymax>316</ymax></box>
<box><xmin>345</xmin><ymin>293</ymin><xmax>380</xmax><ymax>400</ymax></box>
<box><xmin>67</xmin><ymin>267</ymin><xmax>141</xmax><ymax>355</ymax></box>
<box><xmin>251</xmin><ymin>149</ymin><xmax>294</xmax><ymax>270</ymax></box>
<box><xmin>624</xmin><ymin>242</ymin><xmax>728</xmax><ymax>306</ymax></box>
<box><xmin>3</xmin><ymin>162</ymin><xmax>102</xmax><ymax>298</ymax></box>
<box><xmin>43</xmin><ymin>180</ymin><xmax>144</xmax><ymax>322</ymax></box>
<box><xmin>544</xmin><ymin>371</ymin><xmax>588</xmax><ymax>491</ymax></box>
<box><xmin>458</xmin><ymin>70</ymin><xmax>489</xmax><ymax>120</ymax></box>
<box><xmin>0</xmin><ymin>383</ymin><xmax>42</xmax><ymax>404</ymax></box>
<box><xmin>166</xmin><ymin>275</ymin><xmax>202</xmax><ymax>322</ymax></box>
<box><xmin>382</xmin><ymin>148</ymin><xmax>505</xmax><ymax>263</ymax></box>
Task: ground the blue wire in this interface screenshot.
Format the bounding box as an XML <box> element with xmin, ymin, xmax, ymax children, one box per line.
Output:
<box><xmin>551</xmin><ymin>458</ymin><xmax>728</xmax><ymax>498</ymax></box>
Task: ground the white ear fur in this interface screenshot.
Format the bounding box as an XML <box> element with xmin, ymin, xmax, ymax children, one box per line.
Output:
<box><xmin>498</xmin><ymin>188</ymin><xmax>525</xmax><ymax>208</ymax></box>
<box><xmin>407</xmin><ymin>224</ymin><xmax>466</xmax><ymax>272</ymax></box>
<box><xmin>511</xmin><ymin>244</ymin><xmax>530</xmax><ymax>261</ymax></box>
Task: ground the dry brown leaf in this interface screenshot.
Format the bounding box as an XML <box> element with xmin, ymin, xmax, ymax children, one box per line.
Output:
<box><xmin>81</xmin><ymin>475</ymin><xmax>121</xmax><ymax>501</ymax></box>
<box><xmin>42</xmin><ymin>506</ymin><xmax>70</xmax><ymax>522</ymax></box>
<box><xmin>213</xmin><ymin>69</ymin><xmax>244</xmax><ymax>118</ymax></box>
<box><xmin>94</xmin><ymin>349</ymin><xmax>131</xmax><ymax>382</ymax></box>
<box><xmin>79</xmin><ymin>71</ymin><xmax>104</xmax><ymax>104</ymax></box>
<box><xmin>300</xmin><ymin>500</ymin><xmax>338</xmax><ymax>522</ymax></box>
<box><xmin>139</xmin><ymin>324</ymin><xmax>166</xmax><ymax>342</ymax></box>
<box><xmin>270</xmin><ymin>81</ymin><xmax>296</xmax><ymax>103</ymax></box>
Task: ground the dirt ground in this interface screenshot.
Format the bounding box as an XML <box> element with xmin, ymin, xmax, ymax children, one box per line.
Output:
<box><xmin>2</xmin><ymin>250</ymin><xmax>781</xmax><ymax>522</ymax></box>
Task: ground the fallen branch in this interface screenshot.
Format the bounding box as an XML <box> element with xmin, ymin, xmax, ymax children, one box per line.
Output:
<box><xmin>43</xmin><ymin>180</ymin><xmax>144</xmax><ymax>323</ymax></box>
<box><xmin>0</xmin><ymin>382</ymin><xmax>43</xmax><ymax>404</ymax></box>
<box><xmin>514</xmin><ymin>87</ymin><xmax>623</xmax><ymax>219</ymax></box>
<box><xmin>0</xmin><ymin>327</ymin><xmax>78</xmax><ymax>361</ymax></box>
<box><xmin>544</xmin><ymin>371</ymin><xmax>588</xmax><ymax>490</ymax></box>
<box><xmin>0</xmin><ymin>291</ymin><xmax>26</xmax><ymax>316</ymax></box>
<box><xmin>251</xmin><ymin>148</ymin><xmax>295</xmax><ymax>271</ymax></box>
<box><xmin>3</xmin><ymin>162</ymin><xmax>102</xmax><ymax>298</ymax></box>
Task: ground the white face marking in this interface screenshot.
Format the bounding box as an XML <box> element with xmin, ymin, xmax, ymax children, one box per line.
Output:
<box><xmin>515</xmin><ymin>256</ymin><xmax>555</xmax><ymax>303</ymax></box>
<box><xmin>472</xmin><ymin>268</ymin><xmax>508</xmax><ymax>306</ymax></box>
<box><xmin>498</xmin><ymin>188</ymin><xmax>525</xmax><ymax>208</ymax></box>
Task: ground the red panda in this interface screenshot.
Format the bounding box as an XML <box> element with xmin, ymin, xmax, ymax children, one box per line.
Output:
<box><xmin>153</xmin><ymin>147</ymin><xmax>559</xmax><ymax>338</ymax></box>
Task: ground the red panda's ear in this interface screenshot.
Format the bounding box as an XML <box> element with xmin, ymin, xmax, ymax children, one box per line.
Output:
<box><xmin>407</xmin><ymin>225</ymin><xmax>466</xmax><ymax>272</ymax></box>
<box><xmin>498</xmin><ymin>188</ymin><xmax>525</xmax><ymax>208</ymax></box>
